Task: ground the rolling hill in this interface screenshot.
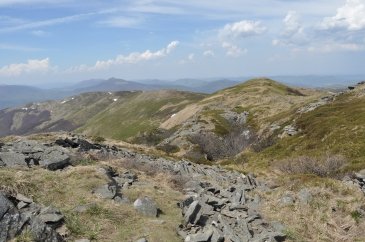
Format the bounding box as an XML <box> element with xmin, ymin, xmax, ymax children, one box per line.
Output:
<box><xmin>0</xmin><ymin>90</ymin><xmax>206</xmax><ymax>140</ymax></box>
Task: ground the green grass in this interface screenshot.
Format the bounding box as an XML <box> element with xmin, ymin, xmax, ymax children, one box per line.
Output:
<box><xmin>250</xmin><ymin>93</ymin><xmax>365</xmax><ymax>171</ymax></box>
<box><xmin>78</xmin><ymin>91</ymin><xmax>205</xmax><ymax>140</ymax></box>
<box><xmin>201</xmin><ymin>109</ymin><xmax>231</xmax><ymax>136</ymax></box>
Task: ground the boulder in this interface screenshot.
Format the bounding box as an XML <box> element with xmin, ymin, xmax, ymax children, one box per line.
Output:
<box><xmin>93</xmin><ymin>184</ymin><xmax>117</xmax><ymax>199</ymax></box>
<box><xmin>135</xmin><ymin>238</ymin><xmax>148</xmax><ymax>242</ymax></box>
<box><xmin>279</xmin><ymin>193</ymin><xmax>295</xmax><ymax>206</ymax></box>
<box><xmin>0</xmin><ymin>152</ymin><xmax>27</xmax><ymax>167</ymax></box>
<box><xmin>297</xmin><ymin>188</ymin><xmax>312</xmax><ymax>204</ymax></box>
<box><xmin>184</xmin><ymin>201</ymin><xmax>202</xmax><ymax>224</ymax></box>
<box><xmin>39</xmin><ymin>147</ymin><xmax>71</xmax><ymax>170</ymax></box>
<box><xmin>185</xmin><ymin>228</ymin><xmax>213</xmax><ymax>242</ymax></box>
<box><xmin>133</xmin><ymin>197</ymin><xmax>158</xmax><ymax>217</ymax></box>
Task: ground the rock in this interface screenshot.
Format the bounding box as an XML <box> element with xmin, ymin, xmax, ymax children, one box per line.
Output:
<box><xmin>135</xmin><ymin>238</ymin><xmax>148</xmax><ymax>242</ymax></box>
<box><xmin>39</xmin><ymin>147</ymin><xmax>71</xmax><ymax>170</ymax></box>
<box><xmin>184</xmin><ymin>201</ymin><xmax>202</xmax><ymax>224</ymax></box>
<box><xmin>114</xmin><ymin>195</ymin><xmax>130</xmax><ymax>204</ymax></box>
<box><xmin>0</xmin><ymin>193</ymin><xmax>64</xmax><ymax>242</ymax></box>
<box><xmin>185</xmin><ymin>228</ymin><xmax>213</xmax><ymax>242</ymax></box>
<box><xmin>279</xmin><ymin>193</ymin><xmax>295</xmax><ymax>206</ymax></box>
<box><xmin>16</xmin><ymin>193</ymin><xmax>33</xmax><ymax>203</ymax></box>
<box><xmin>270</xmin><ymin>221</ymin><xmax>287</xmax><ymax>234</ymax></box>
<box><xmin>38</xmin><ymin>206</ymin><xmax>64</xmax><ymax>225</ymax></box>
<box><xmin>55</xmin><ymin>138</ymin><xmax>79</xmax><ymax>148</ymax></box>
<box><xmin>0</xmin><ymin>152</ymin><xmax>27</xmax><ymax>167</ymax></box>
<box><xmin>75</xmin><ymin>239</ymin><xmax>91</xmax><ymax>242</ymax></box>
<box><xmin>297</xmin><ymin>188</ymin><xmax>312</xmax><ymax>204</ymax></box>
<box><xmin>17</xmin><ymin>201</ymin><xmax>29</xmax><ymax>209</ymax></box>
<box><xmin>133</xmin><ymin>197</ymin><xmax>158</xmax><ymax>217</ymax></box>
<box><xmin>73</xmin><ymin>203</ymin><xmax>96</xmax><ymax>213</ymax></box>
<box><xmin>93</xmin><ymin>184</ymin><xmax>117</xmax><ymax>199</ymax></box>
<box><xmin>210</xmin><ymin>226</ymin><xmax>224</xmax><ymax>242</ymax></box>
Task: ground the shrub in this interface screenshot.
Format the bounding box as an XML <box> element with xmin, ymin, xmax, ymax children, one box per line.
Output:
<box><xmin>189</xmin><ymin>124</ymin><xmax>255</xmax><ymax>161</ymax></box>
<box><xmin>278</xmin><ymin>154</ymin><xmax>346</xmax><ymax>178</ymax></box>
<box><xmin>92</xmin><ymin>136</ymin><xmax>105</xmax><ymax>143</ymax></box>
<box><xmin>156</xmin><ymin>144</ymin><xmax>180</xmax><ymax>154</ymax></box>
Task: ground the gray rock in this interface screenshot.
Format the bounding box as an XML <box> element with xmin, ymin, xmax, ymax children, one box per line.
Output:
<box><xmin>279</xmin><ymin>193</ymin><xmax>295</xmax><ymax>206</ymax></box>
<box><xmin>184</xmin><ymin>201</ymin><xmax>202</xmax><ymax>224</ymax></box>
<box><xmin>38</xmin><ymin>207</ymin><xmax>64</xmax><ymax>224</ymax></box>
<box><xmin>0</xmin><ymin>152</ymin><xmax>27</xmax><ymax>167</ymax></box>
<box><xmin>93</xmin><ymin>184</ymin><xmax>117</xmax><ymax>199</ymax></box>
<box><xmin>297</xmin><ymin>188</ymin><xmax>312</xmax><ymax>204</ymax></box>
<box><xmin>39</xmin><ymin>147</ymin><xmax>71</xmax><ymax>170</ymax></box>
<box><xmin>16</xmin><ymin>193</ymin><xmax>33</xmax><ymax>203</ymax></box>
<box><xmin>73</xmin><ymin>203</ymin><xmax>96</xmax><ymax>213</ymax></box>
<box><xmin>185</xmin><ymin>228</ymin><xmax>213</xmax><ymax>242</ymax></box>
<box><xmin>210</xmin><ymin>226</ymin><xmax>224</xmax><ymax>242</ymax></box>
<box><xmin>114</xmin><ymin>195</ymin><xmax>130</xmax><ymax>204</ymax></box>
<box><xmin>17</xmin><ymin>201</ymin><xmax>29</xmax><ymax>209</ymax></box>
<box><xmin>135</xmin><ymin>238</ymin><xmax>148</xmax><ymax>242</ymax></box>
<box><xmin>133</xmin><ymin>197</ymin><xmax>158</xmax><ymax>217</ymax></box>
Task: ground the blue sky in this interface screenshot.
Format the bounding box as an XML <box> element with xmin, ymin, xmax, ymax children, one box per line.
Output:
<box><xmin>0</xmin><ymin>0</ymin><xmax>365</xmax><ymax>85</ymax></box>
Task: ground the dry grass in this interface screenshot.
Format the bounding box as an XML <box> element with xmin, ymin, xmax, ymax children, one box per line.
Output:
<box><xmin>0</xmin><ymin>160</ymin><xmax>184</xmax><ymax>242</ymax></box>
<box><xmin>257</xmin><ymin>175</ymin><xmax>365</xmax><ymax>242</ymax></box>
<box><xmin>277</xmin><ymin>155</ymin><xmax>347</xmax><ymax>179</ymax></box>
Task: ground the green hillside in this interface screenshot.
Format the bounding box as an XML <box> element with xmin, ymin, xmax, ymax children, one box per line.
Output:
<box><xmin>78</xmin><ymin>90</ymin><xmax>205</xmax><ymax>140</ymax></box>
<box><xmin>255</xmin><ymin>90</ymin><xmax>365</xmax><ymax>171</ymax></box>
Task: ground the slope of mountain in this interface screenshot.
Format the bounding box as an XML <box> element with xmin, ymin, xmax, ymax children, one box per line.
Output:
<box><xmin>254</xmin><ymin>81</ymin><xmax>365</xmax><ymax>171</ymax></box>
<box><xmin>0</xmin><ymin>90</ymin><xmax>206</xmax><ymax>139</ymax></box>
<box><xmin>155</xmin><ymin>78</ymin><xmax>326</xmax><ymax>161</ymax></box>
<box><xmin>0</xmin><ymin>85</ymin><xmax>69</xmax><ymax>109</ymax></box>
<box><xmin>72</xmin><ymin>78</ymin><xmax>158</xmax><ymax>93</ymax></box>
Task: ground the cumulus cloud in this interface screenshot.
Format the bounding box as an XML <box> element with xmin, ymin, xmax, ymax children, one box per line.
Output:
<box><xmin>69</xmin><ymin>41</ymin><xmax>179</xmax><ymax>72</ymax></box>
<box><xmin>222</xmin><ymin>42</ymin><xmax>247</xmax><ymax>57</ymax></box>
<box><xmin>98</xmin><ymin>16</ymin><xmax>143</xmax><ymax>28</ymax></box>
<box><xmin>0</xmin><ymin>58</ymin><xmax>50</xmax><ymax>76</ymax></box>
<box><xmin>320</xmin><ymin>0</ymin><xmax>365</xmax><ymax>31</ymax></box>
<box><xmin>219</xmin><ymin>20</ymin><xmax>266</xmax><ymax>40</ymax></box>
<box><xmin>203</xmin><ymin>50</ymin><xmax>215</xmax><ymax>57</ymax></box>
<box><xmin>273</xmin><ymin>11</ymin><xmax>308</xmax><ymax>47</ymax></box>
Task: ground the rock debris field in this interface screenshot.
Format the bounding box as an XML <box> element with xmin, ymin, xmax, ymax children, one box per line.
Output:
<box><xmin>0</xmin><ymin>136</ymin><xmax>287</xmax><ymax>242</ymax></box>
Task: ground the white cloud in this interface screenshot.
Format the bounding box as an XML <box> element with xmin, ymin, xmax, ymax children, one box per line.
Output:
<box><xmin>188</xmin><ymin>53</ymin><xmax>195</xmax><ymax>60</ymax></box>
<box><xmin>222</xmin><ymin>42</ymin><xmax>247</xmax><ymax>57</ymax></box>
<box><xmin>307</xmin><ymin>42</ymin><xmax>364</xmax><ymax>52</ymax></box>
<box><xmin>0</xmin><ymin>58</ymin><xmax>50</xmax><ymax>76</ymax></box>
<box><xmin>69</xmin><ymin>41</ymin><xmax>179</xmax><ymax>72</ymax></box>
<box><xmin>98</xmin><ymin>16</ymin><xmax>143</xmax><ymax>28</ymax></box>
<box><xmin>219</xmin><ymin>20</ymin><xmax>266</xmax><ymax>40</ymax></box>
<box><xmin>320</xmin><ymin>0</ymin><xmax>365</xmax><ymax>31</ymax></box>
<box><xmin>203</xmin><ymin>50</ymin><xmax>215</xmax><ymax>57</ymax></box>
<box><xmin>31</xmin><ymin>30</ymin><xmax>48</xmax><ymax>37</ymax></box>
<box><xmin>273</xmin><ymin>11</ymin><xmax>308</xmax><ymax>47</ymax></box>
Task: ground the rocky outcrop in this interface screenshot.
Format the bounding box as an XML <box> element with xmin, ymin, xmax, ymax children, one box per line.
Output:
<box><xmin>1</xmin><ymin>136</ymin><xmax>288</xmax><ymax>241</ymax></box>
<box><xmin>0</xmin><ymin>140</ymin><xmax>71</xmax><ymax>170</ymax></box>
<box><xmin>0</xmin><ymin>192</ymin><xmax>64</xmax><ymax>242</ymax></box>
<box><xmin>344</xmin><ymin>170</ymin><xmax>365</xmax><ymax>195</ymax></box>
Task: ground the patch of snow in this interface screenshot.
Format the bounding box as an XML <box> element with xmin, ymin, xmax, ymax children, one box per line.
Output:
<box><xmin>21</xmin><ymin>107</ymin><xmax>28</xmax><ymax>111</ymax></box>
<box><xmin>60</xmin><ymin>100</ymin><xmax>67</xmax><ymax>104</ymax></box>
<box><xmin>171</xmin><ymin>113</ymin><xmax>176</xmax><ymax>118</ymax></box>
<box><xmin>113</xmin><ymin>98</ymin><xmax>118</xmax><ymax>102</ymax></box>
<box><xmin>108</xmin><ymin>92</ymin><xmax>112</xmax><ymax>95</ymax></box>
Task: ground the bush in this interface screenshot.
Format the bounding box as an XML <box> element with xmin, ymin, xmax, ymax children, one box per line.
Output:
<box><xmin>189</xmin><ymin>124</ymin><xmax>255</xmax><ymax>161</ymax></box>
<box><xmin>156</xmin><ymin>144</ymin><xmax>180</xmax><ymax>154</ymax></box>
<box><xmin>92</xmin><ymin>136</ymin><xmax>105</xmax><ymax>143</ymax></box>
<box><xmin>278</xmin><ymin>154</ymin><xmax>346</xmax><ymax>178</ymax></box>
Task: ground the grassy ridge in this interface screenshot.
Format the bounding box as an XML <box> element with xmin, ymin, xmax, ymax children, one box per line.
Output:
<box><xmin>250</xmin><ymin>92</ymin><xmax>365</xmax><ymax>171</ymax></box>
<box><xmin>79</xmin><ymin>91</ymin><xmax>205</xmax><ymax>140</ymax></box>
